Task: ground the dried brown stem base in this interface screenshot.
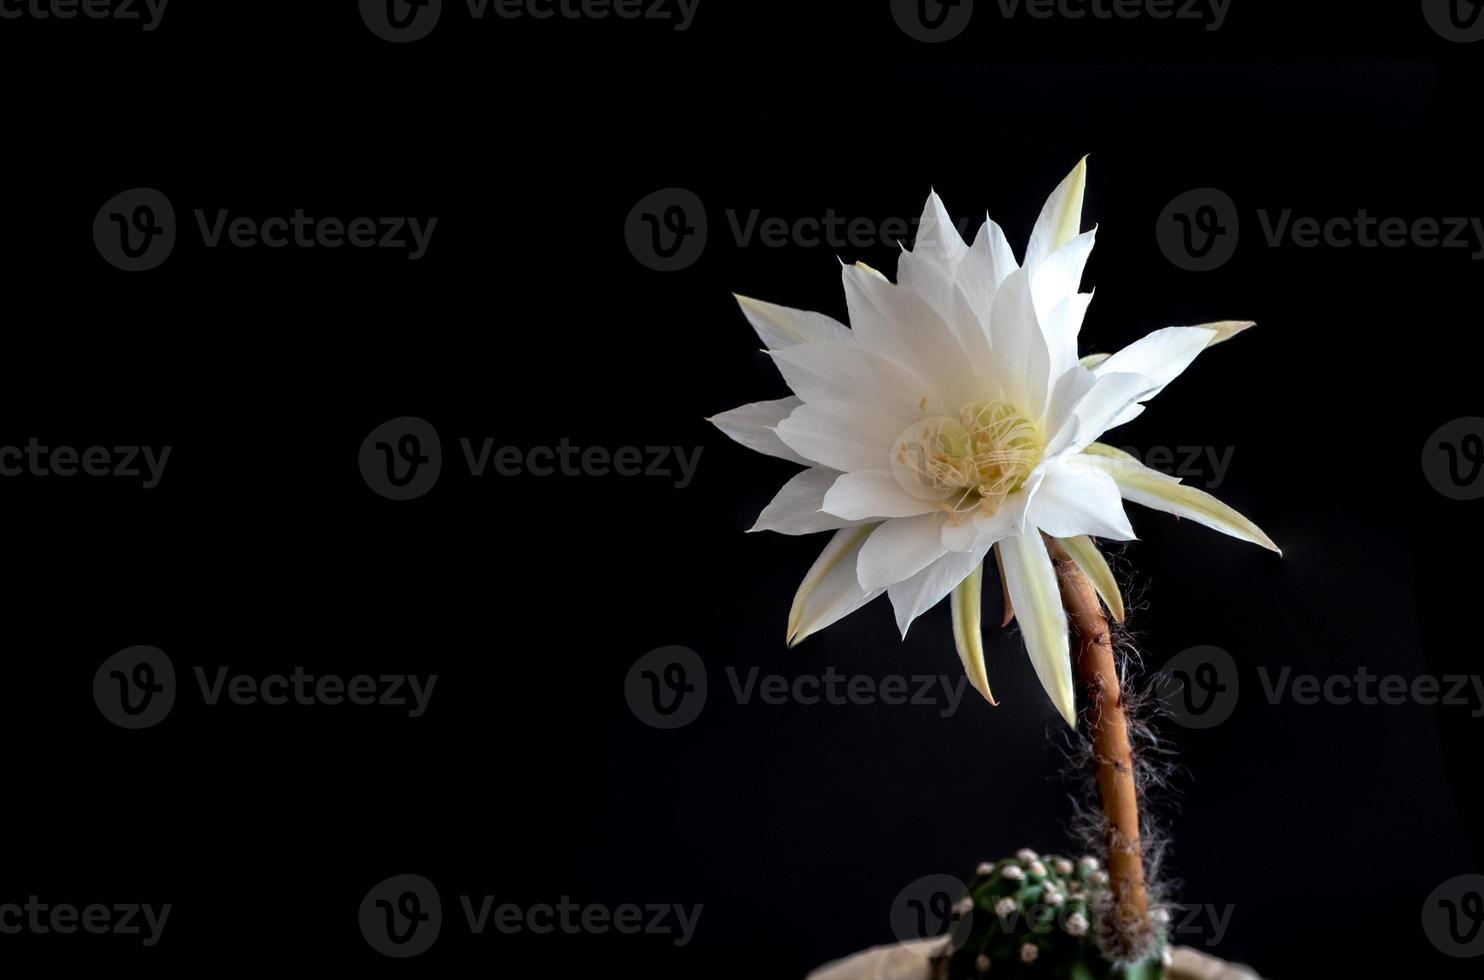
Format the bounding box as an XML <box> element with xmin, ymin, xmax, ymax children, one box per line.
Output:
<box><xmin>1049</xmin><ymin>537</ymin><xmax>1151</xmax><ymax>958</ymax></box>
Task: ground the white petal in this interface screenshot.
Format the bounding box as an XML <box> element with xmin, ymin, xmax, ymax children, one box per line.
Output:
<box><xmin>988</xmin><ymin>267</ymin><xmax>1052</xmax><ymax>422</ymax></box>
<box><xmin>858</xmin><ymin>514</ymin><xmax>951</xmax><ymax>591</ymax></box>
<box><xmin>822</xmin><ymin>470</ymin><xmax>938</xmax><ymax>521</ymax></box>
<box><xmin>768</xmin><ymin>341</ymin><xmax>945</xmax><ymax>423</ymax></box>
<box><xmin>735</xmin><ymin>294</ymin><xmax>851</xmax><ymax>349</ymax></box>
<box><xmin>912</xmin><ymin>191</ymin><xmax>969</xmax><ymax>267</ymax></box>
<box><xmin>709</xmin><ymin>397</ymin><xmax>810</xmax><ymax>465</ymax></box>
<box><xmin>887</xmin><ymin>543</ymin><xmax>990</xmax><ymax>638</ymax></box>
<box><xmin>957</xmin><ymin>217</ymin><xmax>1020</xmax><ymax>330</ymax></box>
<box><xmin>750</xmin><ymin>467</ymin><xmax>864</xmax><ymax>536</ymax></box>
<box><xmin>1081</xmin><ymin>446</ymin><xmax>1281</xmax><ymax>554</ymax></box>
<box><xmin>1049</xmin><ymin>371</ymin><xmax>1160</xmax><ymax>456</ymax></box>
<box><xmin>1094</xmin><ymin>326</ymin><xmax>1217</xmax><ymax>397</ymax></box>
<box><xmin>774</xmin><ymin>400</ymin><xmax>901</xmax><ymax>473</ymax></box>
<box><xmin>788</xmin><ymin>525</ymin><xmax>884</xmax><ymax>646</ymax></box>
<box><xmin>1025</xmin><ymin>156</ymin><xmax>1088</xmax><ymax>268</ymax></box>
<box><xmin>951</xmin><ymin>561</ymin><xmax>995</xmax><ymax>703</ymax></box>
<box><xmin>1042</xmin><ymin>290</ymin><xmax>1094</xmax><ymax>380</ymax></box>
<box><xmin>1057</xmin><ymin>534</ymin><xmax>1125</xmax><ymax>623</ymax></box>
<box><xmin>1028</xmin><ymin>458</ymin><xmax>1137</xmax><ymax>541</ymax></box>
<box><xmin>897</xmin><ymin>254</ymin><xmax>995</xmax><ymax>375</ymax></box>
<box><xmin>999</xmin><ymin>533</ymin><xmax>1076</xmax><ymax>726</ymax></box>
<box><xmin>1030</xmin><ymin>231</ymin><xmax>1097</xmax><ymax>375</ymax></box>
<box><xmin>842</xmin><ymin>265</ymin><xmax>979</xmax><ymax>408</ymax></box>
<box><xmin>941</xmin><ymin>488</ymin><xmax>1032</xmax><ymax>551</ymax></box>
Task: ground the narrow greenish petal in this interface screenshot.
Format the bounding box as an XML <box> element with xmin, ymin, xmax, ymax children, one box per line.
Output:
<box><xmin>950</xmin><ymin>562</ymin><xmax>995</xmax><ymax>704</ymax></box>
<box><xmin>1057</xmin><ymin>534</ymin><xmax>1125</xmax><ymax>623</ymax></box>
<box><xmin>1000</xmin><ymin>534</ymin><xmax>1076</xmax><ymax>726</ymax></box>
<box><xmin>1082</xmin><ymin>444</ymin><xmax>1282</xmax><ymax>555</ymax></box>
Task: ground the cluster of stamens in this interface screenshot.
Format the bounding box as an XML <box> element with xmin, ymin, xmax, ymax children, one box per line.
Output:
<box><xmin>891</xmin><ymin>401</ymin><xmax>1042</xmax><ymax>520</ymax></box>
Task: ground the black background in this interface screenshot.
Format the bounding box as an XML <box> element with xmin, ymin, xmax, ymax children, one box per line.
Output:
<box><xmin>3</xmin><ymin>0</ymin><xmax>1483</xmax><ymax>976</ymax></box>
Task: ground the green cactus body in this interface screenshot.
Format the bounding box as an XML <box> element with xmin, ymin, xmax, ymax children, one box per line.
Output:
<box><xmin>936</xmin><ymin>851</ymin><xmax>1167</xmax><ymax>980</ymax></box>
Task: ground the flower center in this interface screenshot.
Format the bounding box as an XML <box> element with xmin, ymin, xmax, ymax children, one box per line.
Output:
<box><xmin>890</xmin><ymin>401</ymin><xmax>1043</xmax><ymax>518</ymax></box>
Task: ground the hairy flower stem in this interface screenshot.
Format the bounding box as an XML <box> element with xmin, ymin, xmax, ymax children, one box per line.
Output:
<box><xmin>1048</xmin><ymin>536</ymin><xmax>1150</xmax><ymax>956</ymax></box>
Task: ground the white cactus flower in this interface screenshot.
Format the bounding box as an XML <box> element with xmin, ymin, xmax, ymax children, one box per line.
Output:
<box><xmin>711</xmin><ymin>159</ymin><xmax>1279</xmax><ymax>724</ymax></box>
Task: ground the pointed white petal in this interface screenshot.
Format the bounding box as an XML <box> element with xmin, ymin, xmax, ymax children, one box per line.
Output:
<box><xmin>709</xmin><ymin>397</ymin><xmax>810</xmax><ymax>465</ymax></box>
<box><xmin>957</xmin><ymin>217</ymin><xmax>1020</xmax><ymax>331</ymax></box>
<box><xmin>1025</xmin><ymin>156</ymin><xmax>1089</xmax><ymax>268</ymax></box>
<box><xmin>767</xmin><ymin>341</ymin><xmax>944</xmax><ymax>423</ymax></box>
<box><xmin>1030</xmin><ymin>229</ymin><xmax>1097</xmax><ymax>347</ymax></box>
<box><xmin>858</xmin><ymin>514</ymin><xmax>950</xmax><ymax>591</ymax></box>
<box><xmin>1094</xmin><ymin>325</ymin><xmax>1217</xmax><ymax>398</ymax></box>
<box><xmin>1041</xmin><ymin>290</ymin><xmax>1094</xmax><ymax>380</ymax></box>
<box><xmin>951</xmin><ymin>562</ymin><xmax>995</xmax><ymax>703</ymax></box>
<box><xmin>751</xmin><ymin>467</ymin><xmax>865</xmax><ymax>536</ymax></box>
<box><xmin>1000</xmin><ymin>532</ymin><xmax>1076</xmax><ymax>726</ymax></box>
<box><xmin>887</xmin><ymin>543</ymin><xmax>990</xmax><ymax>638</ymax></box>
<box><xmin>1082</xmin><ymin>445</ymin><xmax>1281</xmax><ymax>554</ymax></box>
<box><xmin>1057</xmin><ymin>534</ymin><xmax>1125</xmax><ymax>623</ymax></box>
<box><xmin>1048</xmin><ymin>371</ymin><xmax>1160</xmax><ymax>456</ymax></box>
<box><xmin>1027</xmin><ymin>457</ymin><xmax>1137</xmax><ymax>541</ymax></box>
<box><xmin>735</xmin><ymin>294</ymin><xmax>851</xmax><ymax>349</ymax></box>
<box><xmin>842</xmin><ymin>264</ymin><xmax>979</xmax><ymax>408</ymax></box>
<box><xmin>897</xmin><ymin>255</ymin><xmax>995</xmax><ymax>375</ymax></box>
<box><xmin>912</xmin><ymin>191</ymin><xmax>969</xmax><ymax>267</ymax></box>
<box><xmin>774</xmin><ymin>399</ymin><xmax>901</xmax><ymax>473</ymax></box>
<box><xmin>1078</xmin><ymin>319</ymin><xmax>1253</xmax><ymax>373</ymax></box>
<box><xmin>788</xmin><ymin>525</ymin><xmax>884</xmax><ymax>646</ymax></box>
<box><xmin>822</xmin><ymin>470</ymin><xmax>939</xmax><ymax>521</ymax></box>
<box><xmin>988</xmin><ymin>266</ymin><xmax>1052</xmax><ymax>421</ymax></box>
